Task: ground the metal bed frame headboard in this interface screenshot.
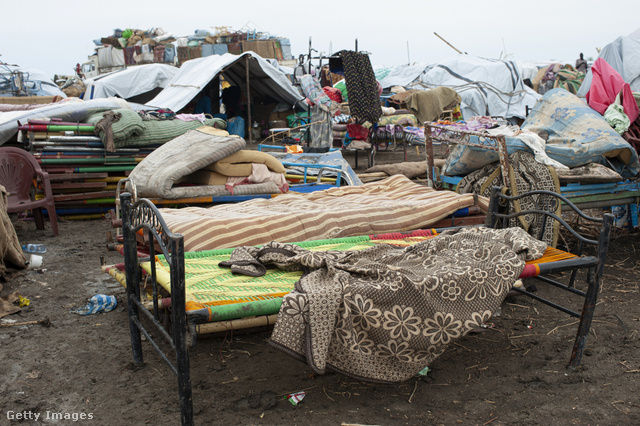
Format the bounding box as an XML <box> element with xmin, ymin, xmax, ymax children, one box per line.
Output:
<box><xmin>120</xmin><ymin>192</ymin><xmax>194</xmax><ymax>425</ymax></box>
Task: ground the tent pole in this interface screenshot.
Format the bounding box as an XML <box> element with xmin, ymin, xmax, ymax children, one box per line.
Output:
<box><xmin>245</xmin><ymin>55</ymin><xmax>253</xmax><ymax>143</ymax></box>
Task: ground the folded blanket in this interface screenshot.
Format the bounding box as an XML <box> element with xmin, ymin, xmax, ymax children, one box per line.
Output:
<box><xmin>86</xmin><ymin>113</ymin><xmax>227</xmax><ymax>149</ymax></box>
<box><xmin>407</xmin><ymin>87</ymin><xmax>461</xmax><ymax>124</ymax></box>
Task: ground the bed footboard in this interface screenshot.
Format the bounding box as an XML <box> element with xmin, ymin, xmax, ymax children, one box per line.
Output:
<box><xmin>485</xmin><ymin>186</ymin><xmax>614</xmax><ymax>368</ymax></box>
<box><xmin>120</xmin><ymin>192</ymin><xmax>193</xmax><ymax>426</ymax></box>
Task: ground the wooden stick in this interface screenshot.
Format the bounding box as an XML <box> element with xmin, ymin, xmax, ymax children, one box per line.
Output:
<box><xmin>0</xmin><ymin>318</ymin><xmax>51</xmax><ymax>327</ymax></box>
<box><xmin>434</xmin><ymin>32</ymin><xmax>464</xmax><ymax>54</ymax></box>
<box><xmin>357</xmin><ymin>172</ymin><xmax>388</xmax><ymax>178</ymax></box>
<box><xmin>195</xmin><ymin>314</ymin><xmax>278</xmax><ymax>334</ymax></box>
<box><xmin>260</xmin><ymin>118</ymin><xmax>328</xmax><ymax>144</ymax></box>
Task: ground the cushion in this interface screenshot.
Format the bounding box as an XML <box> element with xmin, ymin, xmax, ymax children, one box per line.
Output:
<box><xmin>211</xmin><ymin>150</ymin><xmax>286</xmax><ymax>177</ymax></box>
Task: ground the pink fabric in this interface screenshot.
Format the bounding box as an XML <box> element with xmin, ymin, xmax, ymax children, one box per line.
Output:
<box><xmin>586</xmin><ymin>58</ymin><xmax>639</xmax><ymax>123</ymax></box>
<box><xmin>225</xmin><ymin>164</ymin><xmax>288</xmax><ymax>195</ymax></box>
<box><xmin>175</xmin><ymin>113</ymin><xmax>206</xmax><ymax>123</ymax></box>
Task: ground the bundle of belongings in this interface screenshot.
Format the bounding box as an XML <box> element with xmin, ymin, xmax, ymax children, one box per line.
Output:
<box><xmin>532</xmin><ymin>63</ymin><xmax>586</xmax><ymax>95</ymax></box>
<box><xmin>85</xmin><ymin>108</ymin><xmax>227</xmax><ymax>152</ymax></box>
<box><xmin>126</xmin><ymin>126</ymin><xmax>287</xmax><ymax>199</ymax></box>
<box><xmin>442</xmin><ymin>88</ymin><xmax>640</xmax><ymax>179</ymax></box>
<box><xmin>180</xmin><ymin>149</ymin><xmax>288</xmax><ymax>194</ymax></box>
<box><xmin>433</xmin><ymin>87</ymin><xmax>640</xmax><ymax>247</ymax></box>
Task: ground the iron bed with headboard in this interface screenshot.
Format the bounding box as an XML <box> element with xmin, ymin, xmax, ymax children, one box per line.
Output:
<box><xmin>115</xmin><ymin>185</ymin><xmax>613</xmax><ymax>426</ymax></box>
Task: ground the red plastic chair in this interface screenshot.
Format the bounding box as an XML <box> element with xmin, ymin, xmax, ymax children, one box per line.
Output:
<box><xmin>0</xmin><ymin>147</ymin><xmax>59</xmax><ymax>236</ymax></box>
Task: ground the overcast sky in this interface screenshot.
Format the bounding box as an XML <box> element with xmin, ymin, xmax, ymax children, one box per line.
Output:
<box><xmin>1</xmin><ymin>0</ymin><xmax>638</xmax><ymax>80</ymax></box>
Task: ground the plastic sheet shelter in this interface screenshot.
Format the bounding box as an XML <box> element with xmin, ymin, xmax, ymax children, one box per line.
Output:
<box><xmin>146</xmin><ymin>52</ymin><xmax>305</xmax><ymax>112</ymax></box>
<box><xmin>83</xmin><ymin>64</ymin><xmax>179</xmax><ymax>103</ymax></box>
<box><xmin>376</xmin><ymin>55</ymin><xmax>541</xmax><ymax>122</ymax></box>
<box><xmin>577</xmin><ymin>28</ymin><xmax>640</xmax><ymax>97</ymax></box>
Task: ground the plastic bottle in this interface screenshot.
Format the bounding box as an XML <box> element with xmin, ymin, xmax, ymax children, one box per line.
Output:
<box><xmin>22</xmin><ymin>244</ymin><xmax>47</xmax><ymax>254</ymax></box>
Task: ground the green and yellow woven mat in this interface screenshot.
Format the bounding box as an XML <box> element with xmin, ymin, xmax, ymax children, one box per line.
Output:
<box><xmin>141</xmin><ymin>232</ymin><xmax>439</xmax><ymax>312</ymax></box>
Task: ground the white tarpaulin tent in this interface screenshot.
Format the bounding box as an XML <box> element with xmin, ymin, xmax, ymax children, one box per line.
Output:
<box><xmin>146</xmin><ymin>52</ymin><xmax>304</xmax><ymax>112</ymax></box>
<box><xmin>0</xmin><ymin>98</ymin><xmax>128</xmax><ymax>145</ymax></box>
<box><xmin>376</xmin><ymin>62</ymin><xmax>429</xmax><ymax>89</ymax></box>
<box><xmin>577</xmin><ymin>29</ymin><xmax>640</xmax><ymax>97</ymax></box>
<box><xmin>83</xmin><ymin>64</ymin><xmax>179</xmax><ymax>101</ymax></box>
<box><xmin>377</xmin><ymin>56</ymin><xmax>541</xmax><ymax>121</ymax></box>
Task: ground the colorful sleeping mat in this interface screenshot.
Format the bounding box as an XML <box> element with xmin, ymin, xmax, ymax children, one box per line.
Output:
<box><xmin>104</xmin><ymin>228</ymin><xmax>578</xmax><ymax>324</ymax></box>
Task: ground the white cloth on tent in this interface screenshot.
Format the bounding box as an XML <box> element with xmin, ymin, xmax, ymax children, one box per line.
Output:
<box><xmin>146</xmin><ymin>52</ymin><xmax>304</xmax><ymax>112</ymax></box>
<box><xmin>83</xmin><ymin>64</ymin><xmax>179</xmax><ymax>100</ymax></box>
<box><xmin>414</xmin><ymin>56</ymin><xmax>541</xmax><ymax>121</ymax></box>
<box><xmin>485</xmin><ymin>125</ymin><xmax>569</xmax><ymax>170</ymax></box>
<box><xmin>376</xmin><ymin>62</ymin><xmax>429</xmax><ymax>89</ymax></box>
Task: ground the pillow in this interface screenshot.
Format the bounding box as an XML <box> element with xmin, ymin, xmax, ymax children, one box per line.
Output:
<box><xmin>211</xmin><ymin>150</ymin><xmax>286</xmax><ymax>177</ymax></box>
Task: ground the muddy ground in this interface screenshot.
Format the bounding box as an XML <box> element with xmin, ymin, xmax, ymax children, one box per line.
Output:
<box><xmin>1</xmin><ymin>144</ymin><xmax>640</xmax><ymax>425</ymax></box>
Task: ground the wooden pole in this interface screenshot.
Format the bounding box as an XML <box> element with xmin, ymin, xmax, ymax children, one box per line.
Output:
<box><xmin>0</xmin><ymin>319</ymin><xmax>51</xmax><ymax>327</ymax></box>
<box><xmin>196</xmin><ymin>314</ymin><xmax>278</xmax><ymax>334</ymax></box>
<box><xmin>245</xmin><ymin>55</ymin><xmax>253</xmax><ymax>143</ymax></box>
<box><xmin>433</xmin><ymin>32</ymin><xmax>463</xmax><ymax>54</ymax></box>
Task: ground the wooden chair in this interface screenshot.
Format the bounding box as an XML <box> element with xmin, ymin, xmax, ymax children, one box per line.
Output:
<box><xmin>0</xmin><ymin>147</ymin><xmax>59</xmax><ymax>236</ymax></box>
<box><xmin>485</xmin><ymin>186</ymin><xmax>613</xmax><ymax>369</ymax></box>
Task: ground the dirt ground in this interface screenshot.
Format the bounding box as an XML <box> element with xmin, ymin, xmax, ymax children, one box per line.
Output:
<box><xmin>2</xmin><ymin>144</ymin><xmax>640</xmax><ymax>425</ymax></box>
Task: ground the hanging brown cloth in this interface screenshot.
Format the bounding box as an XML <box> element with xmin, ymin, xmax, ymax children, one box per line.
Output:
<box><xmin>94</xmin><ymin>110</ymin><xmax>122</xmax><ymax>152</ymax></box>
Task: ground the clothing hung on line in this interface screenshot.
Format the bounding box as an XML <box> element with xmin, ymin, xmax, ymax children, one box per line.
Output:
<box><xmin>330</xmin><ymin>50</ymin><xmax>382</xmax><ymax>124</ymax></box>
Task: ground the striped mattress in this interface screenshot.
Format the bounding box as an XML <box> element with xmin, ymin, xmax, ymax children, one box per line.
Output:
<box><xmin>159</xmin><ymin>175</ymin><xmax>479</xmax><ymax>252</ymax></box>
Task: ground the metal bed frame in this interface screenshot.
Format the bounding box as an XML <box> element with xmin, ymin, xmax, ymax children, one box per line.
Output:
<box><xmin>485</xmin><ymin>186</ymin><xmax>613</xmax><ymax>368</ymax></box>
<box><xmin>424</xmin><ymin>121</ymin><xmax>640</xmax><ymax>224</ymax></box>
<box><xmin>120</xmin><ymin>193</ymin><xmax>193</xmax><ymax>425</ymax></box>
<box><xmin>424</xmin><ymin>122</ymin><xmax>510</xmax><ymax>189</ymax></box>
<box><xmin>119</xmin><ymin>185</ymin><xmax>613</xmax><ymax>425</ymax></box>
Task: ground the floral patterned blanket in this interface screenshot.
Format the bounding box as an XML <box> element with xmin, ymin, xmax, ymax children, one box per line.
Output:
<box><xmin>220</xmin><ymin>226</ymin><xmax>547</xmax><ymax>383</ymax></box>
